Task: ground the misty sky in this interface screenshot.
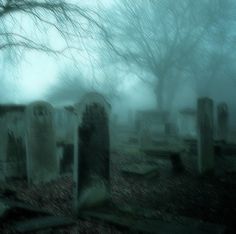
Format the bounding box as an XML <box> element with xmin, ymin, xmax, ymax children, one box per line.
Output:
<box><xmin>0</xmin><ymin>0</ymin><xmax>236</xmax><ymax>123</ymax></box>
<box><xmin>0</xmin><ymin>0</ymin><xmax>114</xmax><ymax>103</ymax></box>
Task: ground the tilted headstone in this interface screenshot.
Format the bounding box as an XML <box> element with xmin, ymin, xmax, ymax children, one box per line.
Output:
<box><xmin>73</xmin><ymin>92</ymin><xmax>111</xmax><ymax>213</ymax></box>
<box><xmin>197</xmin><ymin>97</ymin><xmax>214</xmax><ymax>175</ymax></box>
<box><xmin>217</xmin><ymin>102</ymin><xmax>228</xmax><ymax>142</ymax></box>
<box><xmin>26</xmin><ymin>101</ymin><xmax>58</xmax><ymax>184</ymax></box>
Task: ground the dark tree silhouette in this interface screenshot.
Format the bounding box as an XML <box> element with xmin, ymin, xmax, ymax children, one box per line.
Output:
<box><xmin>0</xmin><ymin>0</ymin><xmax>102</xmax><ymax>54</ymax></box>
<box><xmin>100</xmin><ymin>0</ymin><xmax>234</xmax><ymax>111</ymax></box>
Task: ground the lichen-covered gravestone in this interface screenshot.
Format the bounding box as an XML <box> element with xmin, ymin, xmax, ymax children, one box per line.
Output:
<box><xmin>26</xmin><ymin>101</ymin><xmax>58</xmax><ymax>184</ymax></box>
<box><xmin>73</xmin><ymin>92</ymin><xmax>111</xmax><ymax>213</ymax></box>
<box><xmin>197</xmin><ymin>97</ymin><xmax>214</xmax><ymax>175</ymax></box>
<box><xmin>217</xmin><ymin>102</ymin><xmax>228</xmax><ymax>142</ymax></box>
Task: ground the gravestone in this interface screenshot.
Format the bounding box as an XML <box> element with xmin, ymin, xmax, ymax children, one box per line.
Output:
<box><xmin>0</xmin><ymin>105</ymin><xmax>26</xmax><ymax>181</ymax></box>
<box><xmin>26</xmin><ymin>101</ymin><xmax>58</xmax><ymax>184</ymax></box>
<box><xmin>73</xmin><ymin>92</ymin><xmax>111</xmax><ymax>213</ymax></box>
<box><xmin>5</xmin><ymin>130</ymin><xmax>26</xmax><ymax>179</ymax></box>
<box><xmin>178</xmin><ymin>108</ymin><xmax>197</xmax><ymax>138</ymax></box>
<box><xmin>54</xmin><ymin>106</ymin><xmax>75</xmax><ymax>144</ymax></box>
<box><xmin>139</xmin><ymin>125</ymin><xmax>152</xmax><ymax>149</ymax></box>
<box><xmin>135</xmin><ymin>110</ymin><xmax>169</xmax><ymax>134</ymax></box>
<box><xmin>217</xmin><ymin>102</ymin><xmax>228</xmax><ymax>142</ymax></box>
<box><xmin>165</xmin><ymin>122</ymin><xmax>178</xmax><ymax>137</ymax></box>
<box><xmin>197</xmin><ymin>98</ymin><xmax>214</xmax><ymax>175</ymax></box>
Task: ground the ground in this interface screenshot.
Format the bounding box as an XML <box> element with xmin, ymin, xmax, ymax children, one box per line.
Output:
<box><xmin>0</xmin><ymin>136</ymin><xmax>236</xmax><ymax>233</ymax></box>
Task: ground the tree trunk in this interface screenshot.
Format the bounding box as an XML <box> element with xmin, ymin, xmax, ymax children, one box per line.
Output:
<box><xmin>155</xmin><ymin>78</ymin><xmax>164</xmax><ymax>112</ymax></box>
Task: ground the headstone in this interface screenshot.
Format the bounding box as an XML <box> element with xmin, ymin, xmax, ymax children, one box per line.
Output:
<box><xmin>73</xmin><ymin>92</ymin><xmax>111</xmax><ymax>213</ymax></box>
<box><xmin>0</xmin><ymin>105</ymin><xmax>26</xmax><ymax>181</ymax></box>
<box><xmin>139</xmin><ymin>125</ymin><xmax>152</xmax><ymax>149</ymax></box>
<box><xmin>54</xmin><ymin>106</ymin><xmax>75</xmax><ymax>144</ymax></box>
<box><xmin>26</xmin><ymin>101</ymin><xmax>58</xmax><ymax>184</ymax></box>
<box><xmin>197</xmin><ymin>98</ymin><xmax>214</xmax><ymax>175</ymax></box>
<box><xmin>135</xmin><ymin>110</ymin><xmax>169</xmax><ymax>134</ymax></box>
<box><xmin>217</xmin><ymin>102</ymin><xmax>228</xmax><ymax>142</ymax></box>
<box><xmin>170</xmin><ymin>153</ymin><xmax>185</xmax><ymax>173</ymax></box>
<box><xmin>5</xmin><ymin>130</ymin><xmax>26</xmax><ymax>179</ymax></box>
<box><xmin>165</xmin><ymin>122</ymin><xmax>178</xmax><ymax>137</ymax></box>
<box><xmin>178</xmin><ymin>108</ymin><xmax>197</xmax><ymax>138</ymax></box>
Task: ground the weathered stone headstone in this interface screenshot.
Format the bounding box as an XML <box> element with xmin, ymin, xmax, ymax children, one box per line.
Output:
<box><xmin>73</xmin><ymin>92</ymin><xmax>111</xmax><ymax>213</ymax></box>
<box><xmin>6</xmin><ymin>130</ymin><xmax>26</xmax><ymax>179</ymax></box>
<box><xmin>26</xmin><ymin>101</ymin><xmax>58</xmax><ymax>184</ymax></box>
<box><xmin>197</xmin><ymin>98</ymin><xmax>214</xmax><ymax>175</ymax></box>
<box><xmin>165</xmin><ymin>122</ymin><xmax>178</xmax><ymax>137</ymax></box>
<box><xmin>54</xmin><ymin>106</ymin><xmax>75</xmax><ymax>144</ymax></box>
<box><xmin>135</xmin><ymin>110</ymin><xmax>169</xmax><ymax>134</ymax></box>
<box><xmin>139</xmin><ymin>125</ymin><xmax>152</xmax><ymax>149</ymax></box>
<box><xmin>0</xmin><ymin>105</ymin><xmax>26</xmax><ymax>181</ymax></box>
<box><xmin>178</xmin><ymin>108</ymin><xmax>197</xmax><ymax>138</ymax></box>
<box><xmin>217</xmin><ymin>102</ymin><xmax>228</xmax><ymax>142</ymax></box>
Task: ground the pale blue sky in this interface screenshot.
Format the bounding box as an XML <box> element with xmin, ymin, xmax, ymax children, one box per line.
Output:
<box><xmin>0</xmin><ymin>0</ymin><xmax>114</xmax><ymax>103</ymax></box>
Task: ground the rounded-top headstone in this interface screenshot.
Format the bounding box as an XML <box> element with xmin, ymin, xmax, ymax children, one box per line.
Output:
<box><xmin>26</xmin><ymin>101</ymin><xmax>58</xmax><ymax>184</ymax></box>
<box><xmin>74</xmin><ymin>92</ymin><xmax>111</xmax><ymax>118</ymax></box>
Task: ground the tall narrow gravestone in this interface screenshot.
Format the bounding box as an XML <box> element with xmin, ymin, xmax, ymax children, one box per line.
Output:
<box><xmin>26</xmin><ymin>101</ymin><xmax>58</xmax><ymax>184</ymax></box>
<box><xmin>217</xmin><ymin>102</ymin><xmax>228</xmax><ymax>142</ymax></box>
<box><xmin>197</xmin><ymin>97</ymin><xmax>214</xmax><ymax>175</ymax></box>
<box><xmin>73</xmin><ymin>92</ymin><xmax>111</xmax><ymax>213</ymax></box>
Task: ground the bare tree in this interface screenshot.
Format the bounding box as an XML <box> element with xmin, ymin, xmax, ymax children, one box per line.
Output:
<box><xmin>0</xmin><ymin>0</ymin><xmax>103</xmax><ymax>55</ymax></box>
<box><xmin>46</xmin><ymin>63</ymin><xmax>123</xmax><ymax>105</ymax></box>
<box><xmin>100</xmin><ymin>0</ymin><xmax>227</xmax><ymax>111</ymax></box>
<box><xmin>46</xmin><ymin>67</ymin><xmax>89</xmax><ymax>105</ymax></box>
<box><xmin>187</xmin><ymin>0</ymin><xmax>236</xmax><ymax>96</ymax></box>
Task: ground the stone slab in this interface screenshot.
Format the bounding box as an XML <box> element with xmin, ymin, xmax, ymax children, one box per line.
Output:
<box><xmin>121</xmin><ymin>163</ymin><xmax>159</xmax><ymax>178</ymax></box>
<box><xmin>0</xmin><ymin>198</ymin><xmax>49</xmax><ymax>218</ymax></box>
<box><xmin>14</xmin><ymin>216</ymin><xmax>76</xmax><ymax>233</ymax></box>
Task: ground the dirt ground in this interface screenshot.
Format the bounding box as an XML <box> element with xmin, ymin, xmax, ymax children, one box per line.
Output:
<box><xmin>0</xmin><ymin>140</ymin><xmax>236</xmax><ymax>233</ymax></box>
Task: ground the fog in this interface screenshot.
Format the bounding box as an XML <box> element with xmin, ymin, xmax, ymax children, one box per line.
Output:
<box><xmin>1</xmin><ymin>1</ymin><xmax>236</xmax><ymax>232</ymax></box>
<box><xmin>0</xmin><ymin>0</ymin><xmax>236</xmax><ymax>124</ymax></box>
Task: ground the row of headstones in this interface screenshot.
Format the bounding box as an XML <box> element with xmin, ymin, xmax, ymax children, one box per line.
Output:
<box><xmin>0</xmin><ymin>92</ymin><xmax>111</xmax><ymax>213</ymax></box>
<box><xmin>27</xmin><ymin>96</ymin><xmax>227</xmax><ymax>212</ymax></box>
<box><xmin>25</xmin><ymin>96</ymin><xmax>228</xmax><ymax>182</ymax></box>
<box><xmin>0</xmin><ymin>95</ymin><xmax>225</xmax><ymax>211</ymax></box>
<box><xmin>136</xmin><ymin>97</ymin><xmax>228</xmax><ymax>175</ymax></box>
<box><xmin>33</xmin><ymin>92</ymin><xmax>111</xmax><ymax>213</ymax></box>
